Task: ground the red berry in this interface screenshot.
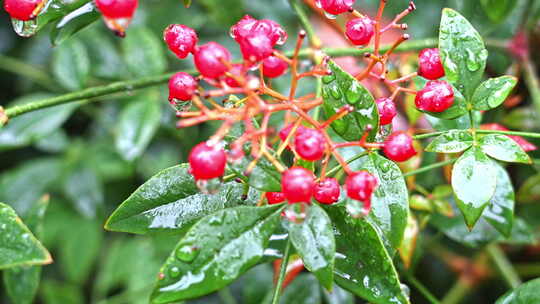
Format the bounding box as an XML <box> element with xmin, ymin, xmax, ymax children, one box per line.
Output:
<box><xmin>239</xmin><ymin>32</ymin><xmax>274</xmax><ymax>62</ymax></box>
<box><xmin>168</xmin><ymin>72</ymin><xmax>197</xmax><ymax>102</ymax></box>
<box><xmin>4</xmin><ymin>0</ymin><xmax>42</xmax><ymax>21</ymax></box>
<box><xmin>230</xmin><ymin>15</ymin><xmax>258</xmax><ymax>42</ymax></box>
<box><xmin>345</xmin><ymin>171</ymin><xmax>378</xmax><ymax>202</ymax></box>
<box><xmin>251</xmin><ymin>19</ymin><xmax>288</xmax><ymax>46</ymax></box>
<box><xmin>314</xmin><ymin>178</ymin><xmax>340</xmax><ymax>204</ymax></box>
<box><xmin>188</xmin><ymin>142</ymin><xmax>227</xmax><ymax>180</ymax></box>
<box><xmin>294</xmin><ymin>128</ymin><xmax>326</xmax><ymax>161</ymax></box>
<box><xmin>417</xmin><ymin>48</ymin><xmax>445</xmax><ymax>80</ymax></box>
<box><xmin>279</xmin><ymin>124</ymin><xmax>307</xmax><ymax>142</ymax></box>
<box><xmin>317</xmin><ymin>0</ymin><xmax>355</xmax><ymax>15</ymax></box>
<box><xmin>262</xmin><ymin>56</ymin><xmax>288</xmax><ymax>78</ymax></box>
<box><xmin>375</xmin><ymin>98</ymin><xmax>397</xmax><ymax>125</ymax></box>
<box><xmin>383</xmin><ymin>131</ymin><xmax>417</xmax><ymax>162</ymax></box>
<box><xmin>281</xmin><ymin>167</ymin><xmax>315</xmax><ymax>203</ymax></box>
<box><xmin>224</xmin><ymin>64</ymin><xmax>244</xmax><ymax>88</ymax></box>
<box><xmin>415</xmin><ymin>80</ymin><xmax>454</xmax><ymax>113</ymax></box>
<box><xmin>95</xmin><ymin>0</ymin><xmax>138</xmax><ymax>19</ymax></box>
<box><xmin>266</xmin><ymin>192</ymin><xmax>286</xmax><ymax>204</ymax></box>
<box><xmin>163</xmin><ymin>24</ymin><xmax>198</xmax><ymax>59</ymax></box>
<box><xmin>345</xmin><ymin>17</ymin><xmax>374</xmax><ymax>46</ymax></box>
<box><xmin>193</xmin><ymin>42</ymin><xmax>231</xmax><ymax>79</ymax></box>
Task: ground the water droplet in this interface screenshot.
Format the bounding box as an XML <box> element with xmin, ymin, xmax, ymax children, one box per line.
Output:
<box><xmin>283</xmin><ymin>203</ymin><xmax>308</xmax><ymax>224</ymax></box>
<box><xmin>324</xmin><ymin>12</ymin><xmax>337</xmax><ymax>19</ymax></box>
<box><xmin>379</xmin><ymin>161</ymin><xmax>391</xmax><ymax>173</ymax></box>
<box><xmin>196</xmin><ymin>178</ymin><xmax>222</xmax><ymax>194</ymax></box>
<box><xmin>158</xmin><ymin>272</ymin><xmax>165</xmax><ymax>280</ymax></box>
<box><xmin>11</xmin><ymin>18</ymin><xmax>38</xmax><ymax>37</ymax></box>
<box><xmin>400</xmin><ymin>283</ymin><xmax>411</xmax><ymax>299</ymax></box>
<box><xmin>314</xmin><ymin>0</ymin><xmax>322</xmax><ymax>8</ymax></box>
<box><xmin>465</xmin><ymin>49</ymin><xmax>480</xmax><ymax>71</ymax></box>
<box><xmin>346</xmin><ymin>200</ymin><xmax>369</xmax><ymax>218</ymax></box>
<box><xmin>170</xmin><ymin>99</ymin><xmax>192</xmax><ymax>112</ymax></box>
<box><xmin>176</xmin><ymin>244</ymin><xmax>199</xmax><ymax>262</ymax></box>
<box><xmin>169</xmin><ymin>266</ymin><xmax>181</xmax><ymax>278</ymax></box>
<box><xmin>330</xmin><ymin>85</ymin><xmax>342</xmax><ymax>99</ymax></box>
<box><xmin>322</xmin><ymin>73</ymin><xmax>335</xmax><ymax>84</ymax></box>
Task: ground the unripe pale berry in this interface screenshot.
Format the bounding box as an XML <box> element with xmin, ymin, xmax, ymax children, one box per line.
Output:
<box><xmin>4</xmin><ymin>0</ymin><xmax>42</xmax><ymax>21</ymax></box>
<box><xmin>345</xmin><ymin>171</ymin><xmax>378</xmax><ymax>202</ymax></box>
<box><xmin>239</xmin><ymin>32</ymin><xmax>274</xmax><ymax>62</ymax></box>
<box><xmin>163</xmin><ymin>24</ymin><xmax>198</xmax><ymax>59</ymax></box>
<box><xmin>375</xmin><ymin>97</ymin><xmax>397</xmax><ymax>125</ymax></box>
<box><xmin>417</xmin><ymin>48</ymin><xmax>445</xmax><ymax>80</ymax></box>
<box><xmin>317</xmin><ymin>0</ymin><xmax>355</xmax><ymax>15</ymax></box>
<box><xmin>314</xmin><ymin>178</ymin><xmax>340</xmax><ymax>204</ymax></box>
<box><xmin>383</xmin><ymin>131</ymin><xmax>417</xmax><ymax>162</ymax></box>
<box><xmin>188</xmin><ymin>142</ymin><xmax>227</xmax><ymax>180</ymax></box>
<box><xmin>262</xmin><ymin>56</ymin><xmax>289</xmax><ymax>78</ymax></box>
<box><xmin>345</xmin><ymin>17</ymin><xmax>375</xmax><ymax>46</ymax></box>
<box><xmin>281</xmin><ymin>167</ymin><xmax>315</xmax><ymax>203</ymax></box>
<box><xmin>294</xmin><ymin>128</ymin><xmax>326</xmax><ymax>161</ymax></box>
<box><xmin>266</xmin><ymin>192</ymin><xmax>286</xmax><ymax>204</ymax></box>
<box><xmin>415</xmin><ymin>80</ymin><xmax>454</xmax><ymax>113</ymax></box>
<box><xmin>168</xmin><ymin>72</ymin><xmax>197</xmax><ymax>102</ymax></box>
<box><xmin>193</xmin><ymin>42</ymin><xmax>231</xmax><ymax>79</ymax></box>
<box><xmin>95</xmin><ymin>0</ymin><xmax>138</xmax><ymax>19</ymax></box>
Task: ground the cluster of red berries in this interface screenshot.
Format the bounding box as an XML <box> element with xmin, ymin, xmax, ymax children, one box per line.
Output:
<box><xmin>415</xmin><ymin>48</ymin><xmax>455</xmax><ymax>112</ymax></box>
<box><xmin>4</xmin><ymin>0</ymin><xmax>45</xmax><ymax>21</ymax></box>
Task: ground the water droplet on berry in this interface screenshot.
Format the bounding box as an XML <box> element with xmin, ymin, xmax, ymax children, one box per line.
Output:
<box><xmin>169</xmin><ymin>266</ymin><xmax>181</xmax><ymax>278</ymax></box>
<box><xmin>314</xmin><ymin>0</ymin><xmax>322</xmax><ymax>8</ymax></box>
<box><xmin>11</xmin><ymin>18</ymin><xmax>38</xmax><ymax>37</ymax></box>
<box><xmin>283</xmin><ymin>203</ymin><xmax>308</xmax><ymax>224</ymax></box>
<box><xmin>324</xmin><ymin>11</ymin><xmax>338</xmax><ymax>19</ymax></box>
<box><xmin>345</xmin><ymin>199</ymin><xmax>369</xmax><ymax>218</ymax></box>
<box><xmin>176</xmin><ymin>244</ymin><xmax>199</xmax><ymax>262</ymax></box>
<box><xmin>196</xmin><ymin>178</ymin><xmax>222</xmax><ymax>194</ymax></box>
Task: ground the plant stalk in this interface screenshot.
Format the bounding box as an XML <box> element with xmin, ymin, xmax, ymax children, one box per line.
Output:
<box><xmin>271</xmin><ymin>239</ymin><xmax>292</xmax><ymax>304</ymax></box>
<box><xmin>486</xmin><ymin>243</ymin><xmax>521</xmax><ymax>289</ymax></box>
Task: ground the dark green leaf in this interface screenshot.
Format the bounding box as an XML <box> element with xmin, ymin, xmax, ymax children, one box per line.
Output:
<box><xmin>52</xmin><ymin>37</ymin><xmax>90</xmax><ymax>90</ymax></box>
<box><xmin>115</xmin><ymin>95</ymin><xmax>161</xmax><ymax>161</ymax></box>
<box><xmin>35</xmin><ymin>129</ymin><xmax>70</xmax><ymax>153</ymax></box>
<box><xmin>81</xmin><ymin>27</ymin><xmax>126</xmax><ymax>79</ymax></box>
<box><xmin>63</xmin><ymin>165</ymin><xmax>104</xmax><ymax>218</ymax></box>
<box><xmin>484</xmin><ymin>162</ymin><xmax>514</xmax><ymax>237</ymax></box>
<box><xmin>496</xmin><ymin>278</ymin><xmax>540</xmax><ymax>304</ymax></box>
<box><xmin>322</xmin><ymin>284</ymin><xmax>354</xmax><ymax>304</ymax></box>
<box><xmin>425</xmin><ymin>130</ymin><xmax>473</xmax><ymax>153</ymax></box>
<box><xmin>479</xmin><ymin>134</ymin><xmax>531</xmax><ymax>164</ymax></box>
<box><xmin>324</xmin><ymin>204</ymin><xmax>409</xmax><ymax>304</ymax></box>
<box><xmin>248</xmin><ymin>157</ymin><xmax>282</xmax><ymax>192</ymax></box>
<box><xmin>41</xmin><ymin>280</ymin><xmax>84</xmax><ymax>304</ymax></box>
<box><xmin>426</xmin><ymin>111</ymin><xmax>482</xmax><ymax>131</ymax></box>
<box><xmin>517</xmin><ymin>173</ymin><xmax>540</xmax><ymax>204</ymax></box>
<box><xmin>106</xmin><ymin>164</ymin><xmax>259</xmax><ymax>234</ymax></box>
<box><xmin>199</xmin><ymin>0</ymin><xmax>243</xmax><ymax>26</ymax></box>
<box><xmin>0</xmin><ymin>203</ymin><xmax>51</xmax><ymax>269</ymax></box>
<box><xmin>322</xmin><ymin>60</ymin><xmax>379</xmax><ymax>142</ymax></box>
<box><xmin>439</xmin><ymin>8</ymin><xmax>488</xmax><ymax>99</ymax></box>
<box><xmin>241</xmin><ymin>264</ymin><xmax>273</xmax><ymax>304</ymax></box>
<box><xmin>481</xmin><ymin>0</ymin><xmax>518</xmax><ymax>23</ymax></box>
<box><xmin>151</xmin><ymin>205</ymin><xmax>283</xmax><ymax>303</ymax></box>
<box><xmin>50</xmin><ymin>2</ymin><xmax>100</xmax><ymax>46</ymax></box>
<box><xmin>502</xmin><ymin>107</ymin><xmax>539</xmax><ymax>131</ymax></box>
<box><xmin>280</xmin><ymin>273</ymin><xmax>322</xmax><ymax>304</ymax></box>
<box><xmin>473</xmin><ymin>76</ymin><xmax>517</xmax><ymax>111</ymax></box>
<box><xmin>452</xmin><ymin>148</ymin><xmax>497</xmax><ymax>228</ymax></box>
<box><xmin>289</xmin><ymin>204</ymin><xmax>335</xmax><ymax>289</ymax></box>
<box><xmin>122</xmin><ymin>27</ymin><xmax>166</xmax><ymax>77</ymax></box>
<box><xmin>0</xmin><ymin>94</ymin><xmax>78</xmax><ymax>150</ymax></box>
<box><xmin>183</xmin><ymin>0</ymin><xmax>192</xmax><ymax>7</ymax></box>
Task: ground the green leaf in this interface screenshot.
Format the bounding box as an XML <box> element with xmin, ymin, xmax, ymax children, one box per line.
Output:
<box><xmin>241</xmin><ymin>264</ymin><xmax>273</xmax><ymax>304</ymax></box>
<box><xmin>81</xmin><ymin>27</ymin><xmax>126</xmax><ymax>79</ymax></box>
<box><xmin>439</xmin><ymin>8</ymin><xmax>488</xmax><ymax>99</ymax></box>
<box><xmin>115</xmin><ymin>95</ymin><xmax>161</xmax><ymax>161</ymax></box>
<box><xmin>50</xmin><ymin>2</ymin><xmax>100</xmax><ymax>46</ymax></box>
<box><xmin>63</xmin><ymin>165</ymin><xmax>104</xmax><ymax>218</ymax></box>
<box><xmin>356</xmin><ymin>153</ymin><xmax>409</xmax><ymax>251</ymax></box>
<box><xmin>426</xmin><ymin>111</ymin><xmax>482</xmax><ymax>131</ymax></box>
<box><xmin>41</xmin><ymin>280</ymin><xmax>84</xmax><ymax>304</ymax></box>
<box><xmin>322</xmin><ymin>60</ymin><xmax>379</xmax><ymax>142</ymax></box>
<box><xmin>289</xmin><ymin>204</ymin><xmax>335</xmax><ymax>290</ymax></box>
<box><xmin>0</xmin><ymin>94</ymin><xmax>78</xmax><ymax>150</ymax></box>
<box><xmin>122</xmin><ymin>27</ymin><xmax>166</xmax><ymax>77</ymax></box>
<box><xmin>473</xmin><ymin>76</ymin><xmax>517</xmax><ymax>111</ymax></box>
<box><xmin>52</xmin><ymin>37</ymin><xmax>90</xmax><ymax>90</ymax></box>
<box><xmin>0</xmin><ymin>203</ymin><xmax>51</xmax><ymax>269</ymax></box>
<box><xmin>496</xmin><ymin>278</ymin><xmax>540</xmax><ymax>304</ymax></box>
<box><xmin>322</xmin><ymin>284</ymin><xmax>354</xmax><ymax>304</ymax></box>
<box><xmin>483</xmin><ymin>162</ymin><xmax>514</xmax><ymax>237</ymax></box>
<box><xmin>183</xmin><ymin>0</ymin><xmax>192</xmax><ymax>7</ymax></box>
<box><xmin>324</xmin><ymin>204</ymin><xmax>409</xmax><ymax>304</ymax></box>
<box><xmin>280</xmin><ymin>273</ymin><xmax>322</xmax><ymax>304</ymax></box>
<box><xmin>399</xmin><ymin>213</ymin><xmax>419</xmax><ymax>268</ymax></box>
<box><xmin>35</xmin><ymin>129</ymin><xmax>70</xmax><ymax>153</ymax></box>
<box><xmin>479</xmin><ymin>134</ymin><xmax>531</xmax><ymax>164</ymax></box>
<box><xmin>151</xmin><ymin>205</ymin><xmax>283</xmax><ymax>303</ymax></box>
<box><xmin>199</xmin><ymin>0</ymin><xmax>243</xmax><ymax>26</ymax></box>
<box><xmin>481</xmin><ymin>0</ymin><xmax>518</xmax><ymax>23</ymax></box>
<box><xmin>452</xmin><ymin>148</ymin><xmax>498</xmax><ymax>228</ymax></box>
<box><xmin>247</xmin><ymin>157</ymin><xmax>282</xmax><ymax>192</ymax></box>
<box><xmin>502</xmin><ymin>107</ymin><xmax>539</xmax><ymax>131</ymax></box>
<box><xmin>106</xmin><ymin>164</ymin><xmax>259</xmax><ymax>234</ymax></box>
<box><xmin>3</xmin><ymin>196</ymin><xmax>49</xmax><ymax>304</ymax></box>
<box><xmin>517</xmin><ymin>173</ymin><xmax>540</xmax><ymax>204</ymax></box>
<box><xmin>425</xmin><ymin>130</ymin><xmax>473</xmax><ymax>153</ymax></box>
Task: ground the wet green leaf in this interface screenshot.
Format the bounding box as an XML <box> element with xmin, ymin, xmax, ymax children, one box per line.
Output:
<box><xmin>496</xmin><ymin>277</ymin><xmax>540</xmax><ymax>304</ymax></box>
<box><xmin>122</xmin><ymin>27</ymin><xmax>166</xmax><ymax>77</ymax></box>
<box><xmin>426</xmin><ymin>111</ymin><xmax>482</xmax><ymax>131</ymax></box>
<box><xmin>483</xmin><ymin>162</ymin><xmax>514</xmax><ymax>237</ymax></box>
<box><xmin>399</xmin><ymin>213</ymin><xmax>419</xmax><ymax>269</ymax></box>
<box><xmin>63</xmin><ymin>165</ymin><xmax>104</xmax><ymax>218</ymax></box>
<box><xmin>50</xmin><ymin>2</ymin><xmax>100</xmax><ymax>46</ymax></box>
<box><xmin>322</xmin><ymin>60</ymin><xmax>379</xmax><ymax>142</ymax></box>
<box><xmin>106</xmin><ymin>164</ymin><xmax>260</xmax><ymax>234</ymax></box>
<box><xmin>439</xmin><ymin>8</ymin><xmax>488</xmax><ymax>100</ymax></box>
<box><xmin>517</xmin><ymin>173</ymin><xmax>540</xmax><ymax>204</ymax></box>
<box><xmin>324</xmin><ymin>203</ymin><xmax>409</xmax><ymax>304</ymax></box>
<box><xmin>289</xmin><ymin>203</ymin><xmax>335</xmax><ymax>289</ymax></box>
<box><xmin>473</xmin><ymin>76</ymin><xmax>517</xmax><ymax>111</ymax></box>
<box><xmin>425</xmin><ymin>130</ymin><xmax>473</xmax><ymax>153</ymax></box>
<box><xmin>481</xmin><ymin>0</ymin><xmax>518</xmax><ymax>23</ymax></box>
<box><xmin>0</xmin><ymin>203</ymin><xmax>51</xmax><ymax>269</ymax></box>
<box><xmin>280</xmin><ymin>273</ymin><xmax>322</xmax><ymax>304</ymax></box>
<box><xmin>115</xmin><ymin>95</ymin><xmax>161</xmax><ymax>161</ymax></box>
<box><xmin>248</xmin><ymin>157</ymin><xmax>282</xmax><ymax>192</ymax></box>
<box><xmin>322</xmin><ymin>284</ymin><xmax>354</xmax><ymax>304</ymax></box>
<box><xmin>151</xmin><ymin>205</ymin><xmax>283</xmax><ymax>303</ymax></box>
<box><xmin>479</xmin><ymin>134</ymin><xmax>531</xmax><ymax>164</ymax></box>
<box><xmin>241</xmin><ymin>264</ymin><xmax>273</xmax><ymax>304</ymax></box>
<box><xmin>52</xmin><ymin>37</ymin><xmax>90</xmax><ymax>90</ymax></box>
<box><xmin>502</xmin><ymin>107</ymin><xmax>539</xmax><ymax>131</ymax></box>
<box><xmin>452</xmin><ymin>148</ymin><xmax>497</xmax><ymax>228</ymax></box>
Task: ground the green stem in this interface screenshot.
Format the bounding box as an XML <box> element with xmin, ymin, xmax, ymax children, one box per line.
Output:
<box><xmin>514</xmin><ymin>262</ymin><xmax>540</xmax><ymax>277</ymax></box>
<box><xmin>468</xmin><ymin>110</ymin><xmax>477</xmax><ymax>143</ymax></box>
<box><xmin>441</xmin><ymin>278</ymin><xmax>473</xmax><ymax>304</ymax></box>
<box><xmin>405</xmin><ymin>272</ymin><xmax>442</xmax><ymax>304</ymax></box>
<box><xmin>326</xmin><ymin>150</ymin><xmax>369</xmax><ymax>177</ymax></box>
<box><xmin>0</xmin><ymin>54</ymin><xmax>58</xmax><ymax>91</ymax></box>
<box><xmin>271</xmin><ymin>240</ymin><xmax>291</xmax><ymax>304</ymax></box>
<box><xmin>523</xmin><ymin>58</ymin><xmax>540</xmax><ymax>115</ymax></box>
<box><xmin>413</xmin><ymin>131</ymin><xmax>445</xmax><ymax>140</ymax></box>
<box><xmin>218</xmin><ymin>287</ymin><xmax>238</xmax><ymax>304</ymax></box>
<box><xmin>476</xmin><ymin>129</ymin><xmax>540</xmax><ymax>138</ymax></box>
<box><xmin>403</xmin><ymin>158</ymin><xmax>457</xmax><ymax>177</ymax></box>
<box><xmin>288</xmin><ymin>0</ymin><xmax>322</xmax><ymax>48</ymax></box>
<box><xmin>486</xmin><ymin>243</ymin><xmax>522</xmax><ymax>289</ymax></box>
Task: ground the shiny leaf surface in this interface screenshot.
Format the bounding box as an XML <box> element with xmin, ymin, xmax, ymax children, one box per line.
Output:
<box><xmin>479</xmin><ymin>134</ymin><xmax>531</xmax><ymax>164</ymax></box>
<box><xmin>496</xmin><ymin>278</ymin><xmax>540</xmax><ymax>304</ymax></box>
<box><xmin>473</xmin><ymin>76</ymin><xmax>517</xmax><ymax>111</ymax></box>
<box><xmin>425</xmin><ymin>130</ymin><xmax>473</xmax><ymax>153</ymax></box>
<box><xmin>483</xmin><ymin>162</ymin><xmax>515</xmax><ymax>237</ymax></box>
